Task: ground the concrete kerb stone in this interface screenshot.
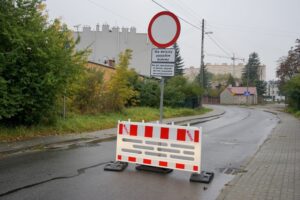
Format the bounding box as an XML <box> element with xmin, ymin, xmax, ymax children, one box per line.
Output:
<box><xmin>165</xmin><ymin>110</ymin><xmax>225</xmax><ymax>126</ymax></box>
<box><xmin>0</xmin><ymin>106</ymin><xmax>225</xmax><ymax>158</ymax></box>
<box><xmin>262</xmin><ymin>109</ymin><xmax>279</xmax><ymax>115</ymax></box>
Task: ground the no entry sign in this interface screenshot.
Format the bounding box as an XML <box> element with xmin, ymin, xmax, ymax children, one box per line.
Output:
<box><xmin>148</xmin><ymin>11</ymin><xmax>181</xmax><ymax>48</ymax></box>
<box><xmin>148</xmin><ymin>11</ymin><xmax>181</xmax><ymax>124</ymax></box>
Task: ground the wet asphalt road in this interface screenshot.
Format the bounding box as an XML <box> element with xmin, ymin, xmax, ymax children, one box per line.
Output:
<box><xmin>0</xmin><ymin>106</ymin><xmax>279</xmax><ymax>200</ymax></box>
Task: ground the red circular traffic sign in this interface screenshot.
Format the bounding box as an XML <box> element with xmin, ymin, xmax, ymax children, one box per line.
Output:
<box><xmin>148</xmin><ymin>11</ymin><xmax>181</xmax><ymax>48</ymax></box>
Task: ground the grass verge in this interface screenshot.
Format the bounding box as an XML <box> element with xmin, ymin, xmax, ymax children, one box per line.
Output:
<box><xmin>285</xmin><ymin>107</ymin><xmax>300</xmax><ymax>119</ymax></box>
<box><xmin>0</xmin><ymin>107</ymin><xmax>212</xmax><ymax>142</ymax></box>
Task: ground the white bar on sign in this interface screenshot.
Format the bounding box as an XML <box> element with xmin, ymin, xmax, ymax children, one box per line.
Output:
<box><xmin>151</xmin><ymin>48</ymin><xmax>175</xmax><ymax>63</ymax></box>
<box><xmin>151</xmin><ymin>63</ymin><xmax>175</xmax><ymax>77</ymax></box>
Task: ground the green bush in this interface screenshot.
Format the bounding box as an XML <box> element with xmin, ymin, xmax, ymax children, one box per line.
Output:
<box><xmin>286</xmin><ymin>107</ymin><xmax>300</xmax><ymax>118</ymax></box>
<box><xmin>135</xmin><ymin>78</ymin><xmax>160</xmax><ymax>107</ymax></box>
<box><xmin>164</xmin><ymin>76</ymin><xmax>203</xmax><ymax>108</ymax></box>
<box><xmin>0</xmin><ymin>0</ymin><xmax>86</xmax><ymax>125</ymax></box>
<box><xmin>164</xmin><ymin>76</ymin><xmax>186</xmax><ymax>107</ymax></box>
<box><xmin>106</xmin><ymin>49</ymin><xmax>139</xmax><ymax>111</ymax></box>
<box><xmin>72</xmin><ymin>68</ymin><xmax>106</xmax><ymax>114</ymax></box>
<box><xmin>283</xmin><ymin>75</ymin><xmax>300</xmax><ymax>110</ymax></box>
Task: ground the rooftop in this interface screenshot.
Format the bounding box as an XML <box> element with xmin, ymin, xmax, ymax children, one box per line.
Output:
<box><xmin>227</xmin><ymin>86</ymin><xmax>257</xmax><ymax>95</ymax></box>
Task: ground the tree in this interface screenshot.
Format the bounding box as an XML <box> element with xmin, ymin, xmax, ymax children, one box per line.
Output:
<box><xmin>173</xmin><ymin>42</ymin><xmax>184</xmax><ymax>75</ymax></box>
<box><xmin>255</xmin><ymin>80</ymin><xmax>267</xmax><ymax>98</ymax></box>
<box><xmin>72</xmin><ymin>68</ymin><xmax>106</xmax><ymax>114</ymax></box>
<box><xmin>107</xmin><ymin>49</ymin><xmax>139</xmax><ymax>111</ymax></box>
<box><xmin>283</xmin><ymin>74</ymin><xmax>300</xmax><ymax>110</ymax></box>
<box><xmin>164</xmin><ymin>76</ymin><xmax>186</xmax><ymax>107</ymax></box>
<box><xmin>0</xmin><ymin>0</ymin><xmax>87</xmax><ymax>125</ymax></box>
<box><xmin>242</xmin><ymin>52</ymin><xmax>260</xmax><ymax>86</ymax></box>
<box><xmin>277</xmin><ymin>39</ymin><xmax>300</xmax><ymax>89</ymax></box>
<box><xmin>195</xmin><ymin>66</ymin><xmax>212</xmax><ymax>90</ymax></box>
<box><xmin>135</xmin><ymin>78</ymin><xmax>160</xmax><ymax>107</ymax></box>
<box><xmin>164</xmin><ymin>76</ymin><xmax>202</xmax><ymax>108</ymax></box>
<box><xmin>227</xmin><ymin>74</ymin><xmax>236</xmax><ymax>87</ymax></box>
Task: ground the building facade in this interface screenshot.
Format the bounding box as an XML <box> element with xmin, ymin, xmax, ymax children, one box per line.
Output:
<box><xmin>184</xmin><ymin>63</ymin><xmax>266</xmax><ymax>81</ymax></box>
<box><xmin>86</xmin><ymin>61</ymin><xmax>116</xmax><ymax>82</ymax></box>
<box><xmin>73</xmin><ymin>24</ymin><xmax>153</xmax><ymax>76</ymax></box>
<box><xmin>206</xmin><ymin>63</ymin><xmax>266</xmax><ymax>81</ymax></box>
<box><xmin>220</xmin><ymin>86</ymin><xmax>257</xmax><ymax>105</ymax></box>
<box><xmin>183</xmin><ymin>66</ymin><xmax>199</xmax><ymax>81</ymax></box>
<box><xmin>266</xmin><ymin>80</ymin><xmax>285</xmax><ymax>102</ymax></box>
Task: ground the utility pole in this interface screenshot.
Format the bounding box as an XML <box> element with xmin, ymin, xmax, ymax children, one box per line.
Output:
<box><xmin>246</xmin><ymin>64</ymin><xmax>250</xmax><ymax>105</ymax></box>
<box><xmin>159</xmin><ymin>77</ymin><xmax>164</xmax><ymax>123</ymax></box>
<box><xmin>200</xmin><ymin>19</ymin><xmax>205</xmax><ymax>107</ymax></box>
<box><xmin>232</xmin><ymin>53</ymin><xmax>236</xmax><ymax>78</ymax></box>
<box><xmin>230</xmin><ymin>54</ymin><xmax>245</xmax><ymax>81</ymax></box>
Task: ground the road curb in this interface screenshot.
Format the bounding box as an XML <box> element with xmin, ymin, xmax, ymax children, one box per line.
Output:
<box><xmin>0</xmin><ymin>107</ymin><xmax>225</xmax><ymax>158</ymax></box>
<box><xmin>262</xmin><ymin>109</ymin><xmax>279</xmax><ymax>115</ymax></box>
<box><xmin>170</xmin><ymin>110</ymin><xmax>225</xmax><ymax>125</ymax></box>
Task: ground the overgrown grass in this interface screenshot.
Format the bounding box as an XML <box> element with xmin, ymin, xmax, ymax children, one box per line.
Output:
<box><xmin>0</xmin><ymin>107</ymin><xmax>211</xmax><ymax>142</ymax></box>
<box><xmin>285</xmin><ymin>107</ymin><xmax>300</xmax><ymax>118</ymax></box>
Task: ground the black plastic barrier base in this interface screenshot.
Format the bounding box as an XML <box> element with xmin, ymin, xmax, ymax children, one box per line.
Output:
<box><xmin>190</xmin><ymin>171</ymin><xmax>214</xmax><ymax>183</ymax></box>
<box><xmin>104</xmin><ymin>161</ymin><xmax>128</xmax><ymax>172</ymax></box>
<box><xmin>136</xmin><ymin>165</ymin><xmax>173</xmax><ymax>174</ymax></box>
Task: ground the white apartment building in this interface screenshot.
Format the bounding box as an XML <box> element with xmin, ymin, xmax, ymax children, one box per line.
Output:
<box><xmin>266</xmin><ymin>80</ymin><xmax>285</xmax><ymax>101</ymax></box>
<box><xmin>183</xmin><ymin>66</ymin><xmax>199</xmax><ymax>81</ymax></box>
<box><xmin>73</xmin><ymin>24</ymin><xmax>153</xmax><ymax>76</ymax></box>
<box><xmin>184</xmin><ymin>63</ymin><xmax>266</xmax><ymax>81</ymax></box>
<box><xmin>206</xmin><ymin>63</ymin><xmax>266</xmax><ymax>80</ymax></box>
<box><xmin>206</xmin><ymin>63</ymin><xmax>244</xmax><ymax>79</ymax></box>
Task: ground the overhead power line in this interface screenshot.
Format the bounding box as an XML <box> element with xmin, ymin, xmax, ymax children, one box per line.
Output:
<box><xmin>206</xmin><ymin>34</ymin><xmax>232</xmax><ymax>57</ymax></box>
<box><xmin>151</xmin><ymin>0</ymin><xmax>202</xmax><ymax>31</ymax></box>
<box><xmin>206</xmin><ymin>53</ymin><xmax>244</xmax><ymax>62</ymax></box>
<box><xmin>175</xmin><ymin>0</ymin><xmax>203</xmax><ymax>22</ymax></box>
<box><xmin>86</xmin><ymin>0</ymin><xmax>145</xmax><ymax>28</ymax></box>
<box><xmin>206</xmin><ymin>21</ymin><xmax>300</xmax><ymax>38</ymax></box>
<box><xmin>151</xmin><ymin>0</ymin><xmax>235</xmax><ymax>58</ymax></box>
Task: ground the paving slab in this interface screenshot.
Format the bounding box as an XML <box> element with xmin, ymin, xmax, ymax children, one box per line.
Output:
<box><xmin>217</xmin><ymin>107</ymin><xmax>300</xmax><ymax>200</ymax></box>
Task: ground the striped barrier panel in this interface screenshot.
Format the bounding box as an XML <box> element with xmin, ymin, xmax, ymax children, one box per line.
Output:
<box><xmin>116</xmin><ymin>120</ymin><xmax>202</xmax><ymax>173</ymax></box>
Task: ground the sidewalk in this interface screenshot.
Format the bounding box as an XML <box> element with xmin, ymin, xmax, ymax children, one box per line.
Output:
<box><xmin>0</xmin><ymin>105</ymin><xmax>224</xmax><ymax>157</ymax></box>
<box><xmin>217</xmin><ymin>107</ymin><xmax>300</xmax><ymax>200</ymax></box>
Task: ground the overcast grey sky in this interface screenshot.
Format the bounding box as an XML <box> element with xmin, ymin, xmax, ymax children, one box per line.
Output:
<box><xmin>45</xmin><ymin>0</ymin><xmax>300</xmax><ymax>80</ymax></box>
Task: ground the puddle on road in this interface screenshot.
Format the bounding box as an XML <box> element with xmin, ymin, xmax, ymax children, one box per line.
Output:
<box><xmin>218</xmin><ymin>140</ymin><xmax>239</xmax><ymax>145</ymax></box>
<box><xmin>44</xmin><ymin>136</ymin><xmax>117</xmax><ymax>151</ymax></box>
<box><xmin>45</xmin><ymin>141</ymin><xmax>101</xmax><ymax>151</ymax></box>
<box><xmin>218</xmin><ymin>167</ymin><xmax>248</xmax><ymax>175</ymax></box>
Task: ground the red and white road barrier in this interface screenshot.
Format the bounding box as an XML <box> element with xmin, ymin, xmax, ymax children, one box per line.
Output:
<box><xmin>116</xmin><ymin>120</ymin><xmax>202</xmax><ymax>173</ymax></box>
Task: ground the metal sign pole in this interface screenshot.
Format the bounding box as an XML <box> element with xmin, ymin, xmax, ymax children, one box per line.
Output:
<box><xmin>159</xmin><ymin>77</ymin><xmax>165</xmax><ymax>123</ymax></box>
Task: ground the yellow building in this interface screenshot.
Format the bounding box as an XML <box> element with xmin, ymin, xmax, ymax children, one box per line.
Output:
<box><xmin>86</xmin><ymin>61</ymin><xmax>146</xmax><ymax>82</ymax></box>
<box><xmin>86</xmin><ymin>61</ymin><xmax>116</xmax><ymax>82</ymax></box>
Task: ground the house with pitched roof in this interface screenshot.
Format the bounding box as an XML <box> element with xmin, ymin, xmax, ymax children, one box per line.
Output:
<box><xmin>86</xmin><ymin>61</ymin><xmax>116</xmax><ymax>82</ymax></box>
<box><xmin>220</xmin><ymin>86</ymin><xmax>257</xmax><ymax>105</ymax></box>
<box><xmin>86</xmin><ymin>61</ymin><xmax>148</xmax><ymax>83</ymax></box>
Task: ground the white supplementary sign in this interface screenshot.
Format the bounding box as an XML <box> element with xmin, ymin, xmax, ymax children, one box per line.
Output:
<box><xmin>151</xmin><ymin>63</ymin><xmax>175</xmax><ymax>77</ymax></box>
<box><xmin>151</xmin><ymin>48</ymin><xmax>175</xmax><ymax>63</ymax></box>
